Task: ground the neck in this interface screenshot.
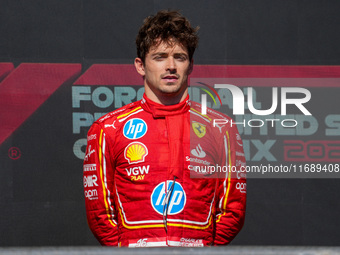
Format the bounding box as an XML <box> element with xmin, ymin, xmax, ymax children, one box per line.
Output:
<box><xmin>141</xmin><ymin>93</ymin><xmax>190</xmax><ymax>118</ymax></box>
<box><xmin>144</xmin><ymin>87</ymin><xmax>188</xmax><ymax>106</ymax></box>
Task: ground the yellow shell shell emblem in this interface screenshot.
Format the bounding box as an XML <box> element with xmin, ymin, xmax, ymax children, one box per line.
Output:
<box><xmin>192</xmin><ymin>122</ymin><xmax>206</xmax><ymax>138</ymax></box>
<box><xmin>124</xmin><ymin>142</ymin><xmax>148</xmax><ymax>164</ymax></box>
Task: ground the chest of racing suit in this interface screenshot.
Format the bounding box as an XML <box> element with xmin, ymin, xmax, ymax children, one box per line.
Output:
<box><xmin>83</xmin><ymin>94</ymin><xmax>246</xmax><ymax>247</ymax></box>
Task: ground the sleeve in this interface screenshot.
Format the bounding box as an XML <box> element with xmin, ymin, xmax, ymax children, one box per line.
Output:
<box><xmin>214</xmin><ymin>125</ymin><xmax>247</xmax><ymax>245</ymax></box>
<box><xmin>83</xmin><ymin>123</ymin><xmax>119</xmax><ymax>246</ymax></box>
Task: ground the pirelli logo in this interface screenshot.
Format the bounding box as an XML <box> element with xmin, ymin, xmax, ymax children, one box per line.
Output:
<box><xmin>84</xmin><ymin>164</ymin><xmax>96</xmax><ymax>172</ymax></box>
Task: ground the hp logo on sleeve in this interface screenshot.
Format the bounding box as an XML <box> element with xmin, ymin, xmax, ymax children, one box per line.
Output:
<box><xmin>151</xmin><ymin>181</ymin><xmax>186</xmax><ymax>215</ymax></box>
<box><xmin>123</xmin><ymin>118</ymin><xmax>148</xmax><ymax>139</ymax></box>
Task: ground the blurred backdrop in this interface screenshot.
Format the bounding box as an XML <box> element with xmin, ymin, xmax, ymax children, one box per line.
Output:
<box><xmin>0</xmin><ymin>0</ymin><xmax>340</xmax><ymax>246</ymax></box>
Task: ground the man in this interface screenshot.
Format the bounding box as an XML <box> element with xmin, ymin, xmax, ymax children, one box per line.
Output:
<box><xmin>83</xmin><ymin>10</ymin><xmax>246</xmax><ymax>247</ymax></box>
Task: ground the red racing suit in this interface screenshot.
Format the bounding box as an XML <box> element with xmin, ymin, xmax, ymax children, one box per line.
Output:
<box><xmin>83</xmin><ymin>94</ymin><xmax>246</xmax><ymax>247</ymax></box>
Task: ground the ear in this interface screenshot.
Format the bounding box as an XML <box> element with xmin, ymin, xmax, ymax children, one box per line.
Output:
<box><xmin>187</xmin><ymin>59</ymin><xmax>194</xmax><ymax>75</ymax></box>
<box><xmin>134</xmin><ymin>58</ymin><xmax>145</xmax><ymax>76</ymax></box>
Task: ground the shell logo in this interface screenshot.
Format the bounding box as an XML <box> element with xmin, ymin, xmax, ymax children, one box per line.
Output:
<box><xmin>124</xmin><ymin>142</ymin><xmax>148</xmax><ymax>164</ymax></box>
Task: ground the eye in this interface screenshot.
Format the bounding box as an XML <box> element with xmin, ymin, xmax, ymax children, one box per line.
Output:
<box><xmin>153</xmin><ymin>54</ymin><xmax>166</xmax><ymax>60</ymax></box>
<box><xmin>175</xmin><ymin>55</ymin><xmax>188</xmax><ymax>61</ymax></box>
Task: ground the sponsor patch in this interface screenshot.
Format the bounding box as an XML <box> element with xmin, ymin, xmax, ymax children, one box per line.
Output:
<box><xmin>125</xmin><ymin>165</ymin><xmax>150</xmax><ymax>181</ymax></box>
<box><xmin>83</xmin><ymin>164</ymin><xmax>96</xmax><ymax>172</ymax></box>
<box><xmin>87</xmin><ymin>134</ymin><xmax>97</xmax><ymax>141</ymax></box>
<box><xmin>84</xmin><ymin>145</ymin><xmax>95</xmax><ymax>161</ymax></box>
<box><xmin>192</xmin><ymin>122</ymin><xmax>206</xmax><ymax>138</ymax></box>
<box><xmin>191</xmin><ymin>144</ymin><xmax>206</xmax><ymax>158</ymax></box>
<box><xmin>151</xmin><ymin>181</ymin><xmax>186</xmax><ymax>215</ymax></box>
<box><xmin>84</xmin><ymin>189</ymin><xmax>98</xmax><ymax>200</ymax></box>
<box><xmin>124</xmin><ymin>142</ymin><xmax>148</xmax><ymax>164</ymax></box>
<box><xmin>83</xmin><ymin>175</ymin><xmax>98</xmax><ymax>188</ymax></box>
<box><xmin>123</xmin><ymin>118</ymin><xmax>147</xmax><ymax>139</ymax></box>
<box><xmin>236</xmin><ymin>182</ymin><xmax>247</xmax><ymax>193</ymax></box>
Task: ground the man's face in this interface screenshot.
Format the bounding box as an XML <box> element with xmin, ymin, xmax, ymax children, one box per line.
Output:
<box><xmin>135</xmin><ymin>40</ymin><xmax>193</xmax><ymax>104</ymax></box>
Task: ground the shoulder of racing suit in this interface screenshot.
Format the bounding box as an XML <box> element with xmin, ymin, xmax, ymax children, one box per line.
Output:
<box><xmin>189</xmin><ymin>101</ymin><xmax>236</xmax><ymax>132</ymax></box>
<box><xmin>93</xmin><ymin>100</ymin><xmax>143</xmax><ymax>128</ymax></box>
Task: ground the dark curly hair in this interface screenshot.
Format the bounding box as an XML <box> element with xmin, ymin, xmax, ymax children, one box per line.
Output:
<box><xmin>136</xmin><ymin>10</ymin><xmax>199</xmax><ymax>63</ymax></box>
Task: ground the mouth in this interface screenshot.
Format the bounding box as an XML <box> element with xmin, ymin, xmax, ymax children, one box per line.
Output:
<box><xmin>162</xmin><ymin>75</ymin><xmax>179</xmax><ymax>83</ymax></box>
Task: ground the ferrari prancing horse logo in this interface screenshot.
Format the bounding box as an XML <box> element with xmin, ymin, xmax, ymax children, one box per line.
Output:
<box><xmin>192</xmin><ymin>122</ymin><xmax>206</xmax><ymax>138</ymax></box>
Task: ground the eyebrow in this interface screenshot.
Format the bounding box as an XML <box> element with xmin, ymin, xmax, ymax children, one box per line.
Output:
<box><xmin>151</xmin><ymin>52</ymin><xmax>168</xmax><ymax>57</ymax></box>
<box><xmin>150</xmin><ymin>52</ymin><xmax>188</xmax><ymax>57</ymax></box>
<box><xmin>173</xmin><ymin>53</ymin><xmax>188</xmax><ymax>58</ymax></box>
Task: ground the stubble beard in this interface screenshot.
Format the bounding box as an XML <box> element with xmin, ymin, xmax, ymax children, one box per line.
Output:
<box><xmin>159</xmin><ymin>78</ymin><xmax>188</xmax><ymax>97</ymax></box>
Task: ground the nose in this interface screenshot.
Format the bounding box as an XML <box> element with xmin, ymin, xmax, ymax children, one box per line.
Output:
<box><xmin>166</xmin><ymin>57</ymin><xmax>177</xmax><ymax>73</ymax></box>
